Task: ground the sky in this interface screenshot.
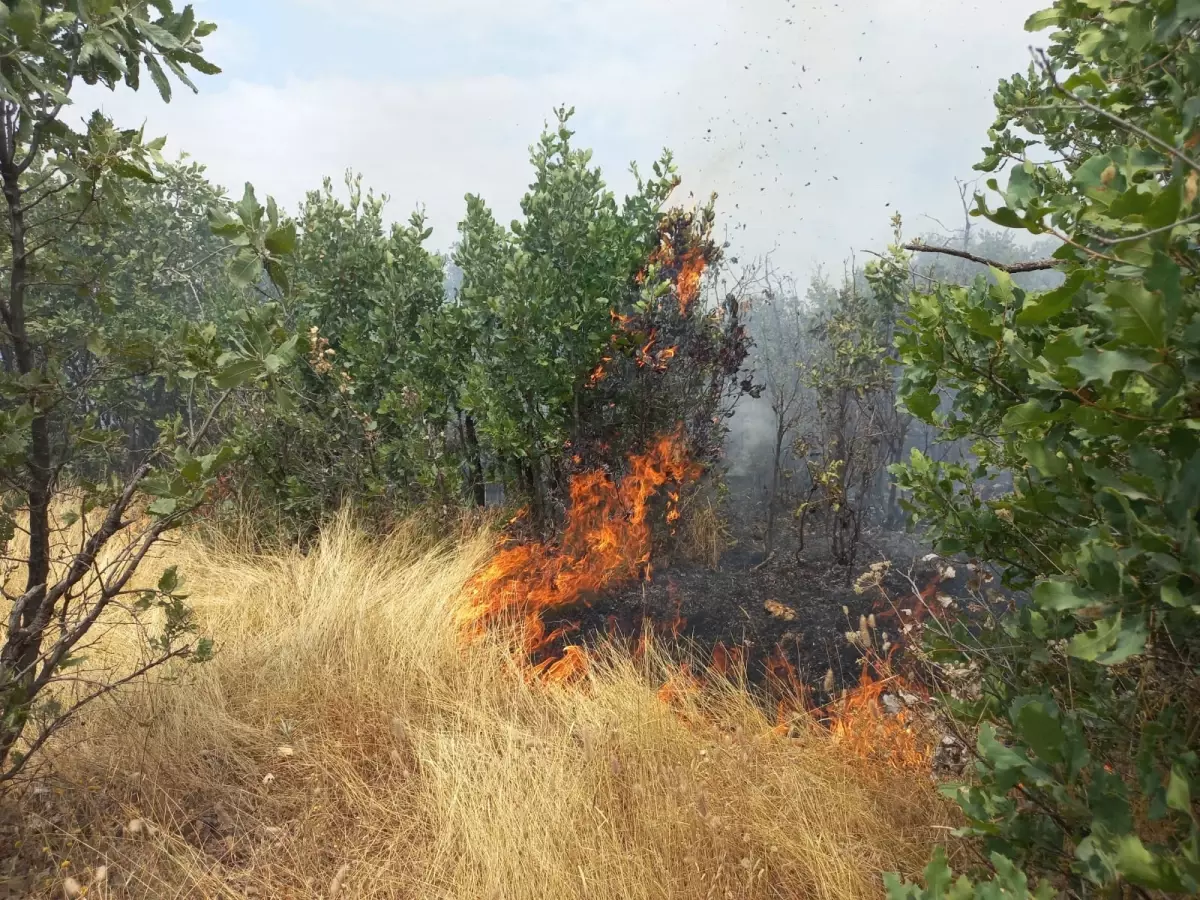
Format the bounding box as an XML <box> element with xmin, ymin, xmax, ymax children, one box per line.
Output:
<box><xmin>80</xmin><ymin>0</ymin><xmax>1050</xmax><ymax>278</ymax></box>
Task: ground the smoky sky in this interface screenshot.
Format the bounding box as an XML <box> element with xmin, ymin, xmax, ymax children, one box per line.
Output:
<box><xmin>81</xmin><ymin>0</ymin><xmax>1049</xmax><ymax>277</ymax></box>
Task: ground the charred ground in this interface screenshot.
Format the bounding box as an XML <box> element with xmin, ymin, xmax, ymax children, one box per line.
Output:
<box><xmin>534</xmin><ymin>474</ymin><xmax>961</xmax><ymax>701</ymax></box>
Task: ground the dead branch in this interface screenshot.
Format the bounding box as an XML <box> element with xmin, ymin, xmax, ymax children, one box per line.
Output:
<box><xmin>903</xmin><ymin>241</ymin><xmax>1060</xmax><ymax>273</ymax></box>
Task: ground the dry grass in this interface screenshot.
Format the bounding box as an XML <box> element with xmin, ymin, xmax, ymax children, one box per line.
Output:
<box><xmin>2</xmin><ymin>516</ymin><xmax>955</xmax><ymax>899</ymax></box>
<box><xmin>679</xmin><ymin>492</ymin><xmax>734</xmax><ymax>569</ymax></box>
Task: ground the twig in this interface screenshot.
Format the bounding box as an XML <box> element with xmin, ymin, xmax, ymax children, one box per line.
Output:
<box><xmin>0</xmin><ymin>646</ymin><xmax>191</xmax><ymax>783</ymax></box>
<box><xmin>1090</xmin><ymin>211</ymin><xmax>1200</xmax><ymax>245</ymax></box>
<box><xmin>903</xmin><ymin>241</ymin><xmax>1060</xmax><ymax>273</ymax></box>
<box><xmin>1033</xmin><ymin>48</ymin><xmax>1200</xmax><ymax>176</ymax></box>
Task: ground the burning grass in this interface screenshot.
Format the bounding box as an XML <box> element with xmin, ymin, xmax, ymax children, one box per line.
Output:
<box><xmin>459</xmin><ymin>429</ymin><xmax>700</xmax><ymax>665</ymax></box>
<box><xmin>3</xmin><ymin>516</ymin><xmax>957</xmax><ymax>899</ymax></box>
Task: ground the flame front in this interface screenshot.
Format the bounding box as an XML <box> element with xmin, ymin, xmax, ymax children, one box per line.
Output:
<box><xmin>676</xmin><ymin>248</ymin><xmax>705</xmax><ymax>316</ymax></box>
<box><xmin>826</xmin><ymin>666</ymin><xmax>932</xmax><ymax>771</ymax></box>
<box><xmin>460</xmin><ymin>429</ymin><xmax>700</xmax><ymax>669</ymax></box>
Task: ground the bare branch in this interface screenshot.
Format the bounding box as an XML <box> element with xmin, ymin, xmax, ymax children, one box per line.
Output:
<box><xmin>903</xmin><ymin>241</ymin><xmax>1060</xmax><ymax>273</ymax></box>
<box><xmin>0</xmin><ymin>646</ymin><xmax>191</xmax><ymax>784</ymax></box>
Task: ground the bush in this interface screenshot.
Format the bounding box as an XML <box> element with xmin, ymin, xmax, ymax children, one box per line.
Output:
<box><xmin>889</xmin><ymin>1</ymin><xmax>1200</xmax><ymax>895</ymax></box>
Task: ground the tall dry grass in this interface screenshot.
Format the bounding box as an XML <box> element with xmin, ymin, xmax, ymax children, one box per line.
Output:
<box><xmin>3</xmin><ymin>516</ymin><xmax>955</xmax><ymax>899</ymax></box>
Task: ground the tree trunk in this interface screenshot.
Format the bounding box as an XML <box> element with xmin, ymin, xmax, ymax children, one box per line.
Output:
<box><xmin>764</xmin><ymin>416</ymin><xmax>786</xmax><ymax>556</ymax></box>
<box><xmin>0</xmin><ymin>144</ymin><xmax>56</xmax><ymax>768</ymax></box>
<box><xmin>464</xmin><ymin>414</ymin><xmax>486</xmax><ymax>508</ymax></box>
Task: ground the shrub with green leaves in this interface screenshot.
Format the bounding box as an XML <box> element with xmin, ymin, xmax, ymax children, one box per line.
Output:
<box><xmin>889</xmin><ymin>1</ymin><xmax>1200</xmax><ymax>896</ymax></box>
<box><xmin>0</xmin><ymin>2</ymin><xmax>294</xmax><ymax>781</ymax></box>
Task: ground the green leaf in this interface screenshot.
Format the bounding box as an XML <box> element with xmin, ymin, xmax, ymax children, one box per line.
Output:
<box><xmin>192</xmin><ymin>637</ymin><xmax>214</xmax><ymax>662</ymax></box>
<box><xmin>158</xmin><ymin>565</ymin><xmax>180</xmax><ymax>594</ymax></box>
<box><xmin>1068</xmin><ymin>613</ymin><xmax>1148</xmax><ymax>665</ymax></box>
<box><xmin>981</xmin><ymin>205</ymin><xmax>1027</xmax><ymax>229</ymax></box>
<box><xmin>180</xmin><ymin>52</ymin><xmax>222</xmax><ymax>77</ymax></box>
<box><xmin>1166</xmin><ymin>764</ymin><xmax>1191</xmax><ymax>814</ymax></box>
<box><xmin>1068</xmin><ymin>348</ymin><xmax>1153</xmax><ymax>384</ymax></box>
<box><xmin>1016</xmin><ymin>271</ymin><xmax>1084</xmax><ymax>325</ymax></box>
<box><xmin>1106</xmin><ymin>282</ymin><xmax>1165</xmax><ymax>347</ymax></box>
<box><xmin>136</xmin><ymin>18</ymin><xmax>184</xmax><ymax>50</ymax></box>
<box><xmin>904</xmin><ymin>389</ymin><xmax>940</xmax><ymax>421</ymax></box>
<box><xmin>10</xmin><ymin>0</ymin><xmax>41</xmax><ymax>44</ymax></box>
<box><xmin>921</xmin><ymin>848</ymin><xmax>954</xmax><ymax>897</ymax></box>
<box><xmin>1161</xmin><ymin>584</ymin><xmax>1189</xmax><ymax>608</ymax></box>
<box><xmin>162</xmin><ymin>54</ymin><xmax>199</xmax><ymax>93</ymax></box>
<box><xmin>207</xmin><ymin>205</ymin><xmax>242</xmax><ymax>237</ymax></box>
<box><xmin>1115</xmin><ymin>834</ymin><xmax>1186</xmax><ymax>891</ymax></box>
<box><xmin>978</xmin><ymin>722</ymin><xmax>1029</xmax><ymax>772</ymax></box>
<box><xmin>144</xmin><ymin>53</ymin><xmax>172</xmax><ymax>102</ymax></box>
<box><xmin>264</xmin><ymin>222</ymin><xmax>297</xmax><ymax>256</ymax></box>
<box><xmin>264</xmin><ymin>258</ymin><xmax>290</xmax><ymax>295</ymax></box>
<box><xmin>1015</xmin><ymin>698</ymin><xmax>1066</xmax><ymax>765</ymax></box>
<box><xmin>237</xmin><ymin>183</ymin><xmax>261</xmax><ymax>226</ymax></box>
<box><xmin>1145</xmin><ymin>253</ymin><xmax>1182</xmax><ymax>327</ymax></box>
<box><xmin>1034</xmin><ymin>580</ymin><xmax>1097</xmax><ymax>611</ymax></box>
<box><xmin>1002</xmin><ymin>400</ymin><xmax>1055</xmax><ymax>429</ymax></box>
<box><xmin>148</xmin><ymin>497</ymin><xmax>178</xmax><ymax>516</ymax></box>
<box><xmin>1006</xmin><ymin>167</ymin><xmax>1037</xmax><ymax>207</ymax></box>
<box><xmin>229</xmin><ymin>249</ymin><xmax>263</xmax><ymax>287</ymax></box>
<box><xmin>1074</xmin><ymin>154</ymin><xmax>1115</xmax><ymax>192</ymax></box>
<box><xmin>94</xmin><ymin>36</ymin><xmax>128</xmax><ymax>74</ymax></box>
<box><xmin>214</xmin><ymin>358</ymin><xmax>260</xmax><ymax>390</ymax></box>
<box><xmin>111</xmin><ymin>158</ymin><xmax>156</xmax><ymax>183</ymax></box>
<box><xmin>1024</xmin><ymin>7</ymin><xmax>1060</xmax><ymax>31</ymax></box>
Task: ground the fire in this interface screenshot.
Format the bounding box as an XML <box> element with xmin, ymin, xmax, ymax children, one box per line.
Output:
<box><xmin>535</xmin><ymin>645</ymin><xmax>589</xmax><ymax>684</ymax></box>
<box><xmin>644</xmin><ymin>235</ymin><xmax>708</xmax><ymax>318</ymax></box>
<box><xmin>820</xmin><ymin>663</ymin><xmax>932</xmax><ymax>771</ymax></box>
<box><xmin>656</xmin><ymin>662</ymin><xmax>701</xmax><ymax>707</ymax></box>
<box><xmin>460</xmin><ymin>428</ymin><xmax>701</xmax><ymax>661</ymax></box>
<box><xmin>676</xmin><ymin>248</ymin><xmax>706</xmax><ymax>316</ymax></box>
<box><xmin>761</xmin><ymin>639</ymin><xmax>931</xmax><ymax>771</ymax></box>
<box><xmin>709</xmin><ymin>641</ymin><xmax>744</xmax><ymax>677</ymax></box>
<box><xmin>586</xmin><ymin>360</ymin><xmax>610</xmax><ymax>387</ymax></box>
<box><xmin>664</xmin><ymin>577</ymin><xmax>686</xmax><ymax>638</ymax></box>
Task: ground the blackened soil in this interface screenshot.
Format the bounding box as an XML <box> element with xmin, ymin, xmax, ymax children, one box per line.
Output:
<box><xmin>537</xmin><ymin>529</ymin><xmax>961</xmax><ymax>696</ymax></box>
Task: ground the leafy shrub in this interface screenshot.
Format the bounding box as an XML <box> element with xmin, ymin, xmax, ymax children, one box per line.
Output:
<box><xmin>889</xmin><ymin>1</ymin><xmax>1200</xmax><ymax>895</ymax></box>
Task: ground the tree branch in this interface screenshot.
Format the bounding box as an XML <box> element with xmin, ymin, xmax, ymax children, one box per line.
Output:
<box><xmin>903</xmin><ymin>241</ymin><xmax>1060</xmax><ymax>273</ymax></box>
<box><xmin>1033</xmin><ymin>48</ymin><xmax>1200</xmax><ymax>176</ymax></box>
<box><xmin>0</xmin><ymin>646</ymin><xmax>192</xmax><ymax>784</ymax></box>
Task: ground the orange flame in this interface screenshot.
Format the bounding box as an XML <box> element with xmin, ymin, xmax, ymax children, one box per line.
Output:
<box><xmin>823</xmin><ymin>665</ymin><xmax>932</xmax><ymax>771</ymax></box>
<box><xmin>656</xmin><ymin>662</ymin><xmax>701</xmax><ymax>707</ymax></box>
<box><xmin>535</xmin><ymin>645</ymin><xmax>589</xmax><ymax>684</ymax></box>
<box><xmin>460</xmin><ymin>428</ymin><xmax>701</xmax><ymax>659</ymax></box>
<box><xmin>676</xmin><ymin>249</ymin><xmax>706</xmax><ymax>316</ymax></box>
<box><xmin>586</xmin><ymin>362</ymin><xmax>609</xmax><ymax>387</ymax></box>
<box><xmin>709</xmin><ymin>641</ymin><xmax>744</xmax><ymax>677</ymax></box>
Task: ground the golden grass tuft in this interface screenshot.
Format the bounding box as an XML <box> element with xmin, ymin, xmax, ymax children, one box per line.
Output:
<box><xmin>3</xmin><ymin>515</ymin><xmax>955</xmax><ymax>899</ymax></box>
<box><xmin>678</xmin><ymin>493</ymin><xmax>734</xmax><ymax>570</ymax></box>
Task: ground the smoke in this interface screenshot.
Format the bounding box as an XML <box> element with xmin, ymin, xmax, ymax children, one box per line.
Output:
<box><xmin>664</xmin><ymin>0</ymin><xmax>1050</xmax><ymax>276</ymax></box>
<box><xmin>725</xmin><ymin>393</ymin><xmax>778</xmax><ymax>483</ymax></box>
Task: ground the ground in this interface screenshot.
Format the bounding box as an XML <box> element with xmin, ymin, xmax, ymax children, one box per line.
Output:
<box><xmin>537</xmin><ymin>477</ymin><xmax>958</xmax><ymax>701</ymax></box>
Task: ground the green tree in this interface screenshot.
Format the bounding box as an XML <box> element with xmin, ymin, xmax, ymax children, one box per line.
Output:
<box><xmin>454</xmin><ymin>108</ymin><xmax>755</xmax><ymax>527</ymax></box>
<box><xmin>889</xmin><ymin>1</ymin><xmax>1200</xmax><ymax>895</ymax></box>
<box><xmin>454</xmin><ymin>107</ymin><xmax>681</xmax><ymax>524</ymax></box>
<box><xmin>0</xmin><ymin>2</ymin><xmax>293</xmax><ymax>780</ymax></box>
<box><xmin>794</xmin><ymin>259</ymin><xmax>899</xmax><ymax>569</ymax></box>
<box><xmin>232</xmin><ymin>173</ymin><xmax>454</xmax><ymax>532</ymax></box>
